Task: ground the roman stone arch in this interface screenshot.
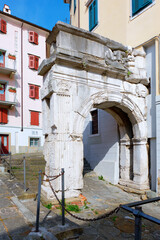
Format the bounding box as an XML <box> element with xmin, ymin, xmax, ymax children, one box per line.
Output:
<box><xmin>38</xmin><ymin>22</ymin><xmax>149</xmax><ymax>200</ymax></box>
<box><xmin>72</xmin><ymin>91</ymin><xmax>148</xmax><ymax>190</ymax></box>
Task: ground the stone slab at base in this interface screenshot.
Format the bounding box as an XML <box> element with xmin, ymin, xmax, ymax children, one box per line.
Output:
<box><xmin>41</xmin><ymin>185</ymin><xmax>81</xmax><ymax>203</ymax></box>
<box><xmin>119</xmin><ymin>179</ymin><xmax>149</xmax><ymax>191</ymax></box>
<box><xmin>27</xmin><ymin>227</ymin><xmax>57</xmax><ymax>240</ymax></box>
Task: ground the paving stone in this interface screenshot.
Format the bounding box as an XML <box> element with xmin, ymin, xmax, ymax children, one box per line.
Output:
<box><xmin>97</xmin><ymin>225</ymin><xmax>120</xmax><ymax>238</ymax></box>
<box><xmin>0</xmin><ymin>234</ymin><xmax>10</xmax><ymax>240</ymax></box>
<box><xmin>0</xmin><ymin>206</ymin><xmax>20</xmax><ymax>219</ymax></box>
<box><xmin>79</xmin><ymin>234</ymin><xmax>100</xmax><ymax>240</ymax></box>
<box><xmin>0</xmin><ymin>221</ymin><xmax>7</xmax><ymax>234</ymax></box>
<box><xmin>0</xmin><ymin>197</ymin><xmax>13</xmax><ymax>208</ymax></box>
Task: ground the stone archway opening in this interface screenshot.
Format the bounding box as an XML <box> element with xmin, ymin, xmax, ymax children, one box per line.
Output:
<box><xmin>83</xmin><ymin>101</ymin><xmax>135</xmax><ymax>187</ymax></box>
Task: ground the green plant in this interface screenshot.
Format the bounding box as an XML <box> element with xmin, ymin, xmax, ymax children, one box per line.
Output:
<box><xmin>11</xmin><ymin>166</ymin><xmax>22</xmax><ymax>170</ymax></box>
<box><xmin>112</xmin><ymin>216</ymin><xmax>118</xmax><ymax>222</ymax></box>
<box><xmin>44</xmin><ymin>203</ymin><xmax>52</xmax><ymax>209</ymax></box>
<box><xmin>66</xmin><ymin>204</ymin><xmax>81</xmax><ymax>213</ymax></box>
<box><xmin>84</xmin><ymin>200</ymin><xmax>89</xmax><ymax>209</ymax></box>
<box><xmin>94</xmin><ymin>210</ymin><xmax>98</xmax><ymax>215</ymax></box>
<box><xmin>127</xmin><ymin>70</ymin><xmax>132</xmax><ymax>77</ymax></box>
<box><xmin>98</xmin><ymin>175</ymin><xmax>105</xmax><ymax>181</ymax></box>
<box><xmin>8</xmin><ymin>54</ymin><xmax>16</xmax><ymax>57</ymax></box>
<box><xmin>8</xmin><ymin>87</ymin><xmax>16</xmax><ymax>91</ymax></box>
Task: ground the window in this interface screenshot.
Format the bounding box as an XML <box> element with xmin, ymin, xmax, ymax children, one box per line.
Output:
<box><xmin>0</xmin><ymin>84</ymin><xmax>5</xmax><ymax>101</ymax></box>
<box><xmin>0</xmin><ymin>51</ymin><xmax>5</xmax><ymax>67</ymax></box>
<box><xmin>30</xmin><ymin>111</ymin><xmax>39</xmax><ymax>126</ymax></box>
<box><xmin>91</xmin><ymin>109</ymin><xmax>98</xmax><ymax>134</ymax></box>
<box><xmin>29</xmin><ymin>85</ymin><xmax>39</xmax><ymax>99</ymax></box>
<box><xmin>29</xmin><ymin>31</ymin><xmax>38</xmax><ymax>45</ymax></box>
<box><xmin>0</xmin><ymin>19</ymin><xmax>7</xmax><ymax>34</ymax></box>
<box><xmin>74</xmin><ymin>0</ymin><xmax>76</xmax><ymax>13</ymax></box>
<box><xmin>30</xmin><ymin>138</ymin><xmax>40</xmax><ymax>147</ymax></box>
<box><xmin>29</xmin><ymin>55</ymin><xmax>39</xmax><ymax>70</ymax></box>
<box><xmin>0</xmin><ymin>135</ymin><xmax>9</xmax><ymax>154</ymax></box>
<box><xmin>132</xmin><ymin>0</ymin><xmax>152</xmax><ymax>16</ymax></box>
<box><xmin>89</xmin><ymin>0</ymin><xmax>98</xmax><ymax>31</ymax></box>
<box><xmin>0</xmin><ymin>108</ymin><xmax>8</xmax><ymax>124</ymax></box>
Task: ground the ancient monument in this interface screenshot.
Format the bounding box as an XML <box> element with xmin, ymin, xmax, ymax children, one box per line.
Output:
<box><xmin>38</xmin><ymin>22</ymin><xmax>149</xmax><ymax>200</ymax></box>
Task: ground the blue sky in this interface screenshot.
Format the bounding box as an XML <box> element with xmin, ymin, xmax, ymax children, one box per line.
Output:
<box><xmin>0</xmin><ymin>0</ymin><xmax>70</xmax><ymax>30</ymax></box>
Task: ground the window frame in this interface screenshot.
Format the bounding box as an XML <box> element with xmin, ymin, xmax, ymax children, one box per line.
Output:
<box><xmin>0</xmin><ymin>51</ymin><xmax>5</xmax><ymax>67</ymax></box>
<box><xmin>0</xmin><ymin>108</ymin><xmax>8</xmax><ymax>124</ymax></box>
<box><xmin>28</xmin><ymin>55</ymin><xmax>39</xmax><ymax>70</ymax></box>
<box><xmin>132</xmin><ymin>0</ymin><xmax>153</xmax><ymax>17</ymax></box>
<box><xmin>89</xmin><ymin>0</ymin><xmax>98</xmax><ymax>31</ymax></box>
<box><xmin>30</xmin><ymin>110</ymin><xmax>39</xmax><ymax>126</ymax></box>
<box><xmin>0</xmin><ymin>19</ymin><xmax>7</xmax><ymax>34</ymax></box>
<box><xmin>90</xmin><ymin>109</ymin><xmax>99</xmax><ymax>135</ymax></box>
<box><xmin>29</xmin><ymin>84</ymin><xmax>39</xmax><ymax>99</ymax></box>
<box><xmin>30</xmin><ymin>137</ymin><xmax>40</xmax><ymax>147</ymax></box>
<box><xmin>29</xmin><ymin>31</ymin><xmax>39</xmax><ymax>45</ymax></box>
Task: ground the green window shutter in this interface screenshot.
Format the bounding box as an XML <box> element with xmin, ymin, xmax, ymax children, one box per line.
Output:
<box><xmin>69</xmin><ymin>0</ymin><xmax>72</xmax><ymax>10</ymax></box>
<box><xmin>132</xmin><ymin>0</ymin><xmax>152</xmax><ymax>16</ymax></box>
<box><xmin>74</xmin><ymin>0</ymin><xmax>76</xmax><ymax>13</ymax></box>
<box><xmin>89</xmin><ymin>4</ymin><xmax>93</xmax><ymax>31</ymax></box>
<box><xmin>132</xmin><ymin>0</ymin><xmax>139</xmax><ymax>15</ymax></box>
<box><xmin>94</xmin><ymin>0</ymin><xmax>98</xmax><ymax>26</ymax></box>
<box><xmin>141</xmin><ymin>0</ymin><xmax>152</xmax><ymax>7</ymax></box>
<box><xmin>89</xmin><ymin>0</ymin><xmax>98</xmax><ymax>31</ymax></box>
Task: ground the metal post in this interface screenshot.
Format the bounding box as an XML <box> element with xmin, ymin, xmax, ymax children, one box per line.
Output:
<box><xmin>23</xmin><ymin>155</ymin><xmax>26</xmax><ymax>192</ymax></box>
<box><xmin>36</xmin><ymin>170</ymin><xmax>42</xmax><ymax>232</ymax></box>
<box><xmin>135</xmin><ymin>206</ymin><xmax>142</xmax><ymax>240</ymax></box>
<box><xmin>9</xmin><ymin>152</ymin><xmax>11</xmax><ymax>180</ymax></box>
<box><xmin>61</xmin><ymin>168</ymin><xmax>65</xmax><ymax>226</ymax></box>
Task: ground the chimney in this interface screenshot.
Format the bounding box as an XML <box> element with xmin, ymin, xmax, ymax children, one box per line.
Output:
<box><xmin>3</xmin><ymin>4</ymin><xmax>11</xmax><ymax>14</ymax></box>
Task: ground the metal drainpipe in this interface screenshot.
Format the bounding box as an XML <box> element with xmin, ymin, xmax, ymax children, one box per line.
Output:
<box><xmin>78</xmin><ymin>0</ymin><xmax>80</xmax><ymax>28</ymax></box>
<box><xmin>21</xmin><ymin>23</ymin><xmax>23</xmax><ymax>131</ymax></box>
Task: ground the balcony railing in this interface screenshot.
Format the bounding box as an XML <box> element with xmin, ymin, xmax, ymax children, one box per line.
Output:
<box><xmin>0</xmin><ymin>91</ymin><xmax>16</xmax><ymax>108</ymax></box>
<box><xmin>0</xmin><ymin>54</ymin><xmax>16</xmax><ymax>78</ymax></box>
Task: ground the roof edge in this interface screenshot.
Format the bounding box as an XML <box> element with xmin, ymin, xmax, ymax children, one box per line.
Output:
<box><xmin>0</xmin><ymin>10</ymin><xmax>51</xmax><ymax>33</ymax></box>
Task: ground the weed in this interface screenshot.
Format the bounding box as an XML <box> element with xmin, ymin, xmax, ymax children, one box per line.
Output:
<box><xmin>84</xmin><ymin>200</ymin><xmax>89</xmax><ymax>209</ymax></box>
<box><xmin>66</xmin><ymin>204</ymin><xmax>81</xmax><ymax>213</ymax></box>
<box><xmin>11</xmin><ymin>166</ymin><xmax>22</xmax><ymax>170</ymax></box>
<box><xmin>127</xmin><ymin>70</ymin><xmax>132</xmax><ymax>77</ymax></box>
<box><xmin>45</xmin><ymin>203</ymin><xmax>52</xmax><ymax>209</ymax></box>
<box><xmin>98</xmin><ymin>175</ymin><xmax>105</xmax><ymax>181</ymax></box>
<box><xmin>94</xmin><ymin>210</ymin><xmax>98</xmax><ymax>215</ymax></box>
<box><xmin>112</xmin><ymin>216</ymin><xmax>117</xmax><ymax>222</ymax></box>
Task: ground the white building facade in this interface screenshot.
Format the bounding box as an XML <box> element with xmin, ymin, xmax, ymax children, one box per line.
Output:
<box><xmin>0</xmin><ymin>5</ymin><xmax>50</xmax><ymax>154</ymax></box>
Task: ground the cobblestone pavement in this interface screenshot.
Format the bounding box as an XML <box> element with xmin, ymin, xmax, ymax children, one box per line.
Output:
<box><xmin>0</xmin><ymin>165</ymin><xmax>160</xmax><ymax>239</ymax></box>
<box><xmin>0</xmin><ymin>174</ymin><xmax>32</xmax><ymax>240</ymax></box>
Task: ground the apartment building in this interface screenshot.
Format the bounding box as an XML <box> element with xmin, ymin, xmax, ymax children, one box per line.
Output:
<box><xmin>0</xmin><ymin>5</ymin><xmax>50</xmax><ymax>154</ymax></box>
<box><xmin>64</xmin><ymin>0</ymin><xmax>160</xmax><ymax>191</ymax></box>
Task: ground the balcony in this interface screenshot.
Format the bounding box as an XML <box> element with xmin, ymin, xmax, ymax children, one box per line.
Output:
<box><xmin>0</xmin><ymin>51</ymin><xmax>16</xmax><ymax>78</ymax></box>
<box><xmin>0</xmin><ymin>86</ymin><xmax>16</xmax><ymax>109</ymax></box>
